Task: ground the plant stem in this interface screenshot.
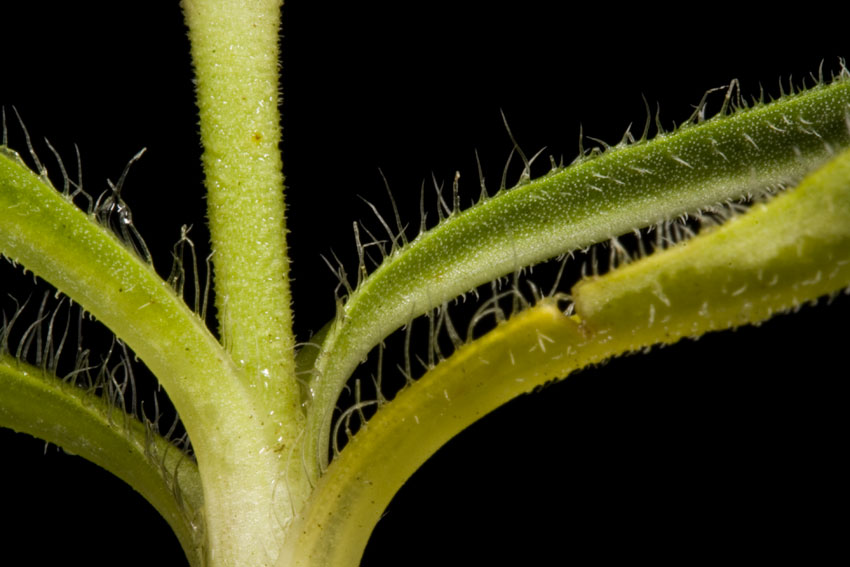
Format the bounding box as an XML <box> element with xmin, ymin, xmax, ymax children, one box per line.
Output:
<box><xmin>182</xmin><ymin>0</ymin><xmax>303</xmax><ymax>458</ymax></box>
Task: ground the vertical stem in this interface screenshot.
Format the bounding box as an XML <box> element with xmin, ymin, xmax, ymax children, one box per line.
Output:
<box><xmin>183</xmin><ymin>1</ymin><xmax>309</xmax><ymax>563</ymax></box>
<box><xmin>182</xmin><ymin>0</ymin><xmax>303</xmax><ymax>453</ymax></box>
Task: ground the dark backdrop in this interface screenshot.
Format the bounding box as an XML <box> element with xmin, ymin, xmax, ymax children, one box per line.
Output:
<box><xmin>0</xmin><ymin>3</ymin><xmax>845</xmax><ymax>565</ymax></box>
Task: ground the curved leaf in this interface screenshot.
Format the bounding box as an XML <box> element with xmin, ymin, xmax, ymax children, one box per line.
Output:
<box><xmin>284</xmin><ymin>141</ymin><xmax>850</xmax><ymax>567</ymax></box>
<box><xmin>0</xmin><ymin>355</ymin><xmax>204</xmax><ymax>565</ymax></box>
<box><xmin>0</xmin><ymin>147</ymin><xmax>292</xmax><ymax>565</ymax></box>
<box><xmin>302</xmin><ymin>74</ymin><xmax>850</xmax><ymax>475</ymax></box>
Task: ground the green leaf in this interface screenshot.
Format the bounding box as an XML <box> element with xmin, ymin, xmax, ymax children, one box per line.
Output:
<box><xmin>0</xmin><ymin>354</ymin><xmax>204</xmax><ymax>565</ymax></box>
<box><xmin>283</xmin><ymin>141</ymin><xmax>850</xmax><ymax>567</ymax></box>
<box><xmin>0</xmin><ymin>145</ymin><xmax>293</xmax><ymax>566</ymax></box>
<box><xmin>301</xmin><ymin>74</ymin><xmax>850</xmax><ymax>476</ymax></box>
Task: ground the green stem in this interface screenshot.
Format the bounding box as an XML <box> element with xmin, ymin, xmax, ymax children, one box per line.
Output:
<box><xmin>0</xmin><ymin>355</ymin><xmax>204</xmax><ymax>566</ymax></box>
<box><xmin>182</xmin><ymin>0</ymin><xmax>304</xmax><ymax>461</ymax></box>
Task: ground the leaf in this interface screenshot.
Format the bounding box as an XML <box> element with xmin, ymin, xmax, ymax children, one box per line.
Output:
<box><xmin>0</xmin><ymin>354</ymin><xmax>204</xmax><ymax>564</ymax></box>
<box><xmin>301</xmin><ymin>73</ymin><xmax>850</xmax><ymax>477</ymax></box>
<box><xmin>284</xmin><ymin>142</ymin><xmax>850</xmax><ymax>567</ymax></box>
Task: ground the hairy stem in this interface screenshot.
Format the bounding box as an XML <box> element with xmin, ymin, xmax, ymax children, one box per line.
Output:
<box><xmin>182</xmin><ymin>0</ymin><xmax>304</xmax><ymax>463</ymax></box>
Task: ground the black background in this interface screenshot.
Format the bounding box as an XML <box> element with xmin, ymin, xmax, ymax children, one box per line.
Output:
<box><xmin>0</xmin><ymin>3</ymin><xmax>846</xmax><ymax>565</ymax></box>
